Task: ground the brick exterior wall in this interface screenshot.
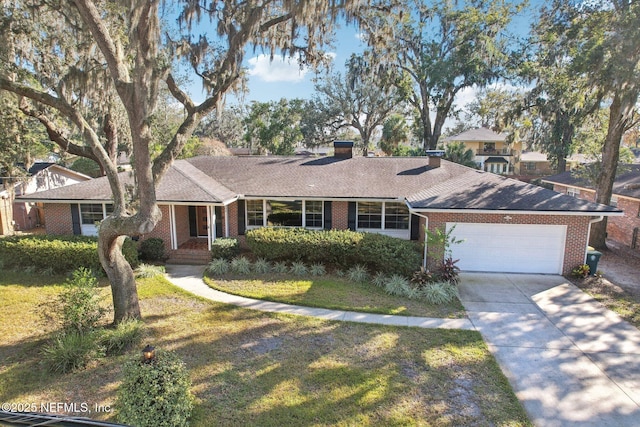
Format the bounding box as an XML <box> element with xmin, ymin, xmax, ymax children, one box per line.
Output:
<box><xmin>174</xmin><ymin>205</ymin><xmax>192</xmax><ymax>246</ymax></box>
<box><xmin>332</xmin><ymin>201</ymin><xmax>349</xmax><ymax>230</ymax></box>
<box><xmin>138</xmin><ymin>205</ymin><xmax>172</xmax><ymax>252</ymax></box>
<box><xmin>44</xmin><ymin>203</ymin><xmax>74</xmax><ymax>235</ymax></box>
<box><xmin>228</xmin><ymin>202</ymin><xmax>239</xmax><ymax>237</ymax></box>
<box><xmin>607</xmin><ymin>197</ymin><xmax>640</xmax><ymax>250</ymax></box>
<box><xmin>554</xmin><ymin>184</ymin><xmax>640</xmax><ymax>252</ymax></box>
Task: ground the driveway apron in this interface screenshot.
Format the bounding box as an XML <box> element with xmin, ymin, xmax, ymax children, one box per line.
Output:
<box><xmin>458</xmin><ymin>272</ymin><xmax>640</xmax><ymax>427</ymax></box>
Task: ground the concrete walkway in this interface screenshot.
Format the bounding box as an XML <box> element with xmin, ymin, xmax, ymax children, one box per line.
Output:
<box><xmin>458</xmin><ymin>272</ymin><xmax>640</xmax><ymax>427</ymax></box>
<box><xmin>164</xmin><ymin>265</ymin><xmax>640</xmax><ymax>426</ymax></box>
<box><xmin>164</xmin><ymin>264</ymin><xmax>474</xmax><ymax>330</ymax></box>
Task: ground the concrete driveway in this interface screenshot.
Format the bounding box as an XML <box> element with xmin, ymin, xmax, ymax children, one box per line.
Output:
<box><xmin>458</xmin><ymin>273</ymin><xmax>640</xmax><ymax>427</ymax></box>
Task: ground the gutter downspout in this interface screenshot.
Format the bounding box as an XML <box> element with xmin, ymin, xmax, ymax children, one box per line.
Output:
<box><xmin>409</xmin><ymin>209</ymin><xmax>429</xmax><ymax>269</ymax></box>
<box><xmin>585</xmin><ymin>215</ymin><xmax>604</xmax><ymax>263</ymax></box>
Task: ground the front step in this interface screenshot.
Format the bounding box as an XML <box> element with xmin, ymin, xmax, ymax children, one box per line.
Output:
<box><xmin>167</xmin><ymin>249</ymin><xmax>211</xmax><ymax>265</ymax></box>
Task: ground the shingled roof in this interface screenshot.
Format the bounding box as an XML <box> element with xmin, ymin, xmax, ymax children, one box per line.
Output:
<box><xmin>543</xmin><ymin>165</ymin><xmax>640</xmax><ymax>201</ymax></box>
<box><xmin>21</xmin><ymin>155</ymin><xmax>621</xmax><ymax>214</ymax></box>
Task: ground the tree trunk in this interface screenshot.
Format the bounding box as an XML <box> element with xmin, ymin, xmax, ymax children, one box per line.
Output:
<box><xmin>98</xmin><ymin>208</ymin><xmax>161</xmax><ymax>323</ymax></box>
<box><xmin>98</xmin><ymin>229</ymin><xmax>140</xmax><ymax>323</ymax></box>
<box><xmin>589</xmin><ymin>90</ymin><xmax>637</xmax><ymax>248</ymax></box>
<box><xmin>1</xmin><ymin>183</ymin><xmax>15</xmax><ymax>235</ymax></box>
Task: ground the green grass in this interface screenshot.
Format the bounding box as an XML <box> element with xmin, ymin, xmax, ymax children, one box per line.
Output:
<box><xmin>204</xmin><ymin>274</ymin><xmax>466</xmax><ymax>318</ymax></box>
<box><xmin>0</xmin><ymin>270</ymin><xmax>531</xmax><ymax>426</ymax></box>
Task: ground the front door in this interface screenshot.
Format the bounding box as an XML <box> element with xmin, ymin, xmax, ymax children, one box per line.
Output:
<box><xmin>196</xmin><ymin>206</ymin><xmax>208</xmax><ymax>237</ymax></box>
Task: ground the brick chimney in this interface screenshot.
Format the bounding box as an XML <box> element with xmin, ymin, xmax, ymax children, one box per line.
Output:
<box><xmin>425</xmin><ymin>149</ymin><xmax>444</xmax><ymax>168</ymax></box>
<box><xmin>334</xmin><ymin>141</ymin><xmax>354</xmax><ymax>159</ymax></box>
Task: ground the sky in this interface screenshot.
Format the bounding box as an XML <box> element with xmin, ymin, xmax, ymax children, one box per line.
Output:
<box><xmin>185</xmin><ymin>1</ymin><xmax>542</xmax><ymax>120</ymax></box>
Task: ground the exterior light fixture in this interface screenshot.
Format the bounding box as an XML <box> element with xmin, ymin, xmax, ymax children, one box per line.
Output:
<box><xmin>142</xmin><ymin>345</ymin><xmax>156</xmax><ymax>363</ymax></box>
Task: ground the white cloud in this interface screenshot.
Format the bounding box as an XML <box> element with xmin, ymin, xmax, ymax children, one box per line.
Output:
<box><xmin>247</xmin><ymin>54</ymin><xmax>309</xmax><ymax>83</ymax></box>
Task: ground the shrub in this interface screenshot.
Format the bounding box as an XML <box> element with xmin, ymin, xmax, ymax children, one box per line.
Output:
<box><xmin>371</xmin><ymin>272</ymin><xmax>388</xmax><ymax>288</ymax></box>
<box><xmin>117</xmin><ymin>349</ymin><xmax>194</xmax><ymax>427</ymax></box>
<box><xmin>99</xmin><ymin>318</ymin><xmax>145</xmax><ymax>356</ymax></box>
<box><xmin>122</xmin><ymin>237</ymin><xmax>140</xmax><ymax>269</ymax></box>
<box><xmin>289</xmin><ymin>261</ymin><xmax>308</xmax><ymax>276</ymax></box>
<box><xmin>134</xmin><ymin>264</ymin><xmax>166</xmax><ymax>279</ymax></box>
<box><xmin>42</xmin><ymin>331</ymin><xmax>99</xmax><ymax>374</ymax></box>
<box><xmin>210</xmin><ymin>238</ymin><xmax>240</xmax><ymax>260</ymax></box>
<box><xmin>384</xmin><ymin>274</ymin><xmax>412</xmax><ymax>297</ymax></box>
<box><xmin>309</xmin><ymin>263</ymin><xmax>326</xmax><ymax>276</ymax></box>
<box><xmin>138</xmin><ymin>238</ymin><xmax>166</xmax><ymax>262</ymax></box>
<box><xmin>347</xmin><ymin>264</ymin><xmax>369</xmax><ymax>283</ymax></box>
<box><xmin>272</xmin><ymin>261</ymin><xmax>289</xmax><ymax>274</ymax></box>
<box><xmin>245</xmin><ymin>228</ymin><xmax>421</xmax><ymax>275</ymax></box>
<box><xmin>0</xmin><ymin>235</ymin><xmax>139</xmax><ymax>274</ymax></box>
<box><xmin>56</xmin><ymin>268</ymin><xmax>106</xmax><ymax>335</ymax></box>
<box><xmin>572</xmin><ymin>264</ymin><xmax>590</xmax><ymax>279</ymax></box>
<box><xmin>438</xmin><ymin>257</ymin><xmax>460</xmax><ymax>285</ymax></box>
<box><xmin>206</xmin><ymin>258</ymin><xmax>230</xmax><ymax>276</ymax></box>
<box><xmin>421</xmin><ymin>281</ymin><xmax>459</xmax><ymax>305</ymax></box>
<box><xmin>357</xmin><ymin>233</ymin><xmax>422</xmax><ymax>276</ymax></box>
<box><xmin>230</xmin><ymin>256</ymin><xmax>252</xmax><ymax>275</ymax></box>
<box><xmin>246</xmin><ymin>228</ymin><xmax>361</xmax><ymax>265</ymax></box>
<box><xmin>253</xmin><ymin>258</ymin><xmax>271</xmax><ymax>275</ymax></box>
<box><xmin>411</xmin><ymin>267</ymin><xmax>437</xmax><ymax>289</ymax></box>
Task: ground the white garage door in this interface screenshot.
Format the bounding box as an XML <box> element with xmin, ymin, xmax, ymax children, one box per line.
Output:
<box><xmin>446</xmin><ymin>223</ymin><xmax>567</xmax><ymax>274</ymax></box>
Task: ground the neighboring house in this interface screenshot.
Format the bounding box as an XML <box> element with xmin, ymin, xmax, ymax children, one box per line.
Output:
<box><xmin>20</xmin><ymin>142</ymin><xmax>621</xmax><ymax>275</ymax></box>
<box><xmin>543</xmin><ymin>165</ymin><xmax>640</xmax><ymax>252</ymax></box>
<box><xmin>443</xmin><ymin>127</ymin><xmax>523</xmax><ymax>175</ymax></box>
<box><xmin>519</xmin><ymin>151</ymin><xmax>555</xmax><ymax>177</ymax></box>
<box><xmin>0</xmin><ymin>163</ymin><xmax>91</xmax><ymax>234</ymax></box>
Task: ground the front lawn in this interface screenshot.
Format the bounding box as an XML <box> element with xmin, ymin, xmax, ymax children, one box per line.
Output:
<box><xmin>204</xmin><ymin>274</ymin><xmax>466</xmax><ymax>318</ymax></box>
<box><xmin>0</xmin><ymin>270</ymin><xmax>530</xmax><ymax>426</ymax></box>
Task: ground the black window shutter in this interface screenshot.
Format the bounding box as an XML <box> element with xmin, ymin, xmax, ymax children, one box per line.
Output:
<box><xmin>237</xmin><ymin>200</ymin><xmax>246</xmax><ymax>235</ymax></box>
<box><xmin>215</xmin><ymin>206</ymin><xmax>223</xmax><ymax>237</ymax></box>
<box><xmin>410</xmin><ymin>214</ymin><xmax>421</xmax><ymax>241</ymax></box>
<box><xmin>70</xmin><ymin>204</ymin><xmax>81</xmax><ymax>235</ymax></box>
<box><xmin>188</xmin><ymin>206</ymin><xmax>197</xmax><ymax>237</ymax></box>
<box><xmin>347</xmin><ymin>202</ymin><xmax>357</xmax><ymax>231</ymax></box>
<box><xmin>323</xmin><ymin>201</ymin><xmax>332</xmax><ymax>230</ymax></box>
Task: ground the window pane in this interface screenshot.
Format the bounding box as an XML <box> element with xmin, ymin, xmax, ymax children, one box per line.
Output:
<box><xmin>246</xmin><ymin>200</ymin><xmax>264</xmax><ymax>226</ymax></box>
<box><xmin>267</xmin><ymin>200</ymin><xmax>302</xmax><ymax>226</ymax></box>
<box><xmin>385</xmin><ymin>203</ymin><xmax>409</xmax><ymax>230</ymax></box>
<box><xmin>357</xmin><ymin>202</ymin><xmax>382</xmax><ymax>229</ymax></box>
<box><xmin>305</xmin><ymin>201</ymin><xmax>323</xmax><ymax>228</ymax></box>
<box><xmin>80</xmin><ymin>204</ymin><xmax>104</xmax><ymax>225</ymax></box>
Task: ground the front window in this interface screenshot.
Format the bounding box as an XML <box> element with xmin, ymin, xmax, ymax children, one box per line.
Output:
<box><xmin>246</xmin><ymin>200</ymin><xmax>264</xmax><ymax>226</ymax></box>
<box><xmin>567</xmin><ymin>187</ymin><xmax>579</xmax><ymax>197</ymax></box>
<box><xmin>305</xmin><ymin>201</ymin><xmax>323</xmax><ymax>228</ymax></box>
<box><xmin>610</xmin><ymin>196</ymin><xmax>618</xmax><ymax>208</ymax></box>
<box><xmin>357</xmin><ymin>202</ymin><xmax>382</xmax><ymax>229</ymax></box>
<box><xmin>247</xmin><ymin>200</ymin><xmax>323</xmax><ymax>228</ymax></box>
<box><xmin>267</xmin><ymin>200</ymin><xmax>302</xmax><ymax>226</ymax></box>
<box><xmin>80</xmin><ymin>204</ymin><xmax>105</xmax><ymax>225</ymax></box>
<box><xmin>385</xmin><ymin>203</ymin><xmax>409</xmax><ymax>230</ymax></box>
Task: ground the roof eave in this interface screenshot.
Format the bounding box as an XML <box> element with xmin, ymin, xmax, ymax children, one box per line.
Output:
<box><xmin>407</xmin><ymin>207</ymin><xmax>624</xmax><ymax>217</ymax></box>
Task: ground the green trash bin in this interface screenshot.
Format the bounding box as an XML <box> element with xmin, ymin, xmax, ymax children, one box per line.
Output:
<box><xmin>585</xmin><ymin>250</ymin><xmax>602</xmax><ymax>276</ymax></box>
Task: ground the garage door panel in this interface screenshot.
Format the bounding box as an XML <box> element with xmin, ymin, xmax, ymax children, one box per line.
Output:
<box><xmin>445</xmin><ymin>223</ymin><xmax>566</xmax><ymax>274</ymax></box>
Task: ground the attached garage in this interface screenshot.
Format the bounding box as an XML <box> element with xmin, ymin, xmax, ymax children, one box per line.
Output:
<box><xmin>446</xmin><ymin>223</ymin><xmax>567</xmax><ymax>274</ymax></box>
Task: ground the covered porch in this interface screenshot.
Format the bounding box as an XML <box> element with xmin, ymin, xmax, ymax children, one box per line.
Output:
<box><xmin>164</xmin><ymin>203</ymin><xmax>233</xmax><ymax>264</ymax></box>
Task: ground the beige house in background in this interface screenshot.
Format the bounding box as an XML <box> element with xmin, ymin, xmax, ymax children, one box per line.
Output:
<box><xmin>443</xmin><ymin>127</ymin><xmax>522</xmax><ymax>175</ymax></box>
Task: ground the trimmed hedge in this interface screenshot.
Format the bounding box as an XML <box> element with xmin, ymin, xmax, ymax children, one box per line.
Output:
<box><xmin>0</xmin><ymin>235</ymin><xmax>139</xmax><ymax>274</ymax></box>
<box><xmin>245</xmin><ymin>228</ymin><xmax>421</xmax><ymax>276</ymax></box>
<box><xmin>210</xmin><ymin>237</ymin><xmax>240</xmax><ymax>260</ymax></box>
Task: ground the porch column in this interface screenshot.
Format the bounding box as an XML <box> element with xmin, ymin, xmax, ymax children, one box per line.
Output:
<box><xmin>206</xmin><ymin>205</ymin><xmax>213</xmax><ymax>251</ymax></box>
<box><xmin>169</xmin><ymin>204</ymin><xmax>178</xmax><ymax>250</ymax></box>
<box><xmin>224</xmin><ymin>205</ymin><xmax>230</xmax><ymax>237</ymax></box>
<box><xmin>211</xmin><ymin>205</ymin><xmax>217</xmax><ymax>242</ymax></box>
